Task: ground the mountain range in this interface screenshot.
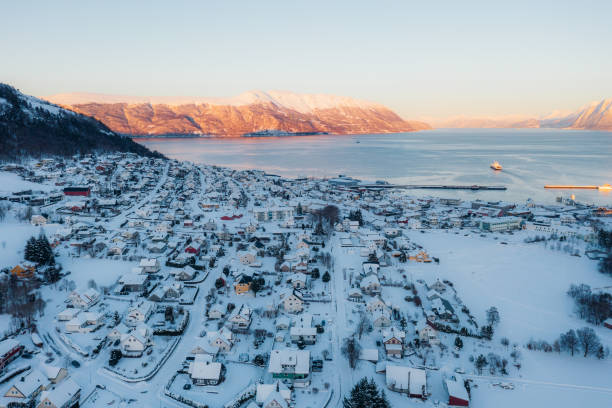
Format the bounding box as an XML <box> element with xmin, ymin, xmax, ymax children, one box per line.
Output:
<box><xmin>430</xmin><ymin>99</ymin><xmax>612</xmax><ymax>131</ymax></box>
<box><xmin>44</xmin><ymin>90</ymin><xmax>432</xmax><ymax>136</ymax></box>
<box><xmin>0</xmin><ymin>84</ymin><xmax>163</xmax><ymax>160</ymax></box>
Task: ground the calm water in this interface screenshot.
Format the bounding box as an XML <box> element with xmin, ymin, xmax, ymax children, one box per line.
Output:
<box><xmin>138</xmin><ymin>129</ymin><xmax>612</xmax><ymax>205</ymax></box>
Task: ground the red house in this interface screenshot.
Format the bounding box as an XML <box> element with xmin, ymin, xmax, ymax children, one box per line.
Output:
<box><xmin>63</xmin><ymin>187</ymin><xmax>91</xmax><ymax>197</ymax></box>
<box><xmin>0</xmin><ymin>339</ymin><xmax>23</xmax><ymax>371</ymax></box>
<box><xmin>445</xmin><ymin>379</ymin><xmax>469</xmax><ymax>407</ymax></box>
<box><xmin>185</xmin><ymin>244</ymin><xmax>201</xmax><ymax>255</ymax></box>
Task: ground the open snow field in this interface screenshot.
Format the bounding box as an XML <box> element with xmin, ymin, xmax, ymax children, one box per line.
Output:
<box><xmin>0</xmin><ymin>171</ymin><xmax>55</xmax><ymax>194</ymax></box>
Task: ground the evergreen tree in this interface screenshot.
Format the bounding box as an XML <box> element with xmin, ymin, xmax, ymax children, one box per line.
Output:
<box><xmin>343</xmin><ymin>378</ymin><xmax>390</xmax><ymax>408</ymax></box>
<box><xmin>322</xmin><ymin>271</ymin><xmax>331</xmax><ymax>283</ymax></box>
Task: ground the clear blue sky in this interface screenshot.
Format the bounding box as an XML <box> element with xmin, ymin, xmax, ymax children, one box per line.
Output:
<box><xmin>2</xmin><ymin>0</ymin><xmax>611</xmax><ymax>119</ymax></box>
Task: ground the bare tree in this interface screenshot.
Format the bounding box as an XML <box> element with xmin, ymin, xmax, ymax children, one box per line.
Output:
<box><xmin>356</xmin><ymin>313</ymin><xmax>370</xmax><ymax>340</ymax></box>
<box><xmin>342</xmin><ymin>336</ymin><xmax>361</xmax><ymax>369</ymax></box>
<box><xmin>576</xmin><ymin>327</ymin><xmax>601</xmax><ymax>357</ymax></box>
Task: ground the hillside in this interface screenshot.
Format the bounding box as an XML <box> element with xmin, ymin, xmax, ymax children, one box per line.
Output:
<box><xmin>44</xmin><ymin>90</ymin><xmax>431</xmax><ymax>136</ymax></box>
<box><xmin>0</xmin><ymin>84</ymin><xmax>164</xmax><ymax>161</ymax></box>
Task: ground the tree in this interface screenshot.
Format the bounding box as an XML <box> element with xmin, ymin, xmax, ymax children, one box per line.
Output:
<box><xmin>109</xmin><ymin>349</ymin><xmax>122</xmax><ymax>366</ymax></box>
<box><xmin>480</xmin><ymin>325</ymin><xmax>493</xmax><ymax>340</ymax></box>
<box><xmin>315</xmin><ymin>221</ymin><xmax>325</xmax><ymax>235</ymax></box>
<box><xmin>343</xmin><ymin>378</ymin><xmax>390</xmax><ymax>408</ymax></box>
<box><xmin>322</xmin><ymin>271</ymin><xmax>331</xmax><ymax>283</ymax></box>
<box><xmin>454</xmin><ymin>336</ymin><xmax>463</xmax><ymax>350</ymax></box>
<box><xmin>500</xmin><ymin>337</ymin><xmax>510</xmax><ymax>349</ymax></box>
<box><xmin>342</xmin><ymin>337</ymin><xmax>361</xmax><ymax>369</ymax></box>
<box><xmin>296</xmin><ymin>203</ymin><xmax>303</xmax><ymax>216</ymax></box>
<box><xmin>311</xmin><ymin>268</ymin><xmax>320</xmax><ymax>280</ymax></box>
<box><xmin>576</xmin><ymin>327</ymin><xmax>601</xmax><ymax>357</ymax></box>
<box><xmin>251</xmin><ymin>277</ymin><xmax>265</xmax><ymax>295</ymax></box>
<box><xmin>559</xmin><ymin>329</ymin><xmax>579</xmax><ymax>356</ymax></box>
<box><xmin>486</xmin><ymin>306</ymin><xmax>500</xmax><ymax>326</ymax></box>
<box><xmin>356</xmin><ymin>313</ymin><xmax>370</xmax><ymax>340</ymax></box>
<box><xmin>475</xmin><ymin>354</ymin><xmax>487</xmax><ymax>374</ymax></box>
<box><xmin>214</xmin><ymin>277</ymin><xmax>225</xmax><ymax>289</ymax></box>
<box><xmin>165</xmin><ymin>306</ymin><xmax>174</xmax><ymax>323</ymax></box>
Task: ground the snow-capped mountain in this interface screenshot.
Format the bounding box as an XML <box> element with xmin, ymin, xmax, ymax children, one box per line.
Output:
<box><xmin>431</xmin><ymin>99</ymin><xmax>612</xmax><ymax>131</ymax></box>
<box><xmin>0</xmin><ymin>83</ymin><xmax>163</xmax><ymax>160</ymax></box>
<box><xmin>43</xmin><ymin>91</ymin><xmax>431</xmax><ymax>136</ymax></box>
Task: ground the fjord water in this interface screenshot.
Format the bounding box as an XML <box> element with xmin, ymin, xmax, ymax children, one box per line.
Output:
<box><xmin>138</xmin><ymin>129</ymin><xmax>612</xmax><ymax>205</ymax></box>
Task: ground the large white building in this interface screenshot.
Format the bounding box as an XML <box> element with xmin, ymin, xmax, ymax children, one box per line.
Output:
<box><xmin>252</xmin><ymin>207</ymin><xmax>294</xmax><ymax>222</ymax></box>
<box><xmin>479</xmin><ymin>216</ymin><xmax>522</xmax><ymax>232</ymax></box>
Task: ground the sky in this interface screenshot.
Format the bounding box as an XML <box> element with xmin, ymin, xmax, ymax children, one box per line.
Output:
<box><xmin>1</xmin><ymin>0</ymin><xmax>612</xmax><ymax>120</ymax></box>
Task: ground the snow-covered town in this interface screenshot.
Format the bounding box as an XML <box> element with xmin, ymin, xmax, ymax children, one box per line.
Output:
<box><xmin>0</xmin><ymin>153</ymin><xmax>611</xmax><ymax>408</ymax></box>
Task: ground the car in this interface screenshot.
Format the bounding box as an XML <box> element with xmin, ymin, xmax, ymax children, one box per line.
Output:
<box><xmin>71</xmin><ymin>360</ymin><xmax>80</xmax><ymax>368</ymax></box>
<box><xmin>183</xmin><ymin>383</ymin><xmax>191</xmax><ymax>390</ymax></box>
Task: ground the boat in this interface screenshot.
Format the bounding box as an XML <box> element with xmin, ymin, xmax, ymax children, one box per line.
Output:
<box><xmin>490</xmin><ymin>161</ymin><xmax>502</xmax><ymax>171</ymax></box>
<box><xmin>599</xmin><ymin>184</ymin><xmax>612</xmax><ymax>191</ymax></box>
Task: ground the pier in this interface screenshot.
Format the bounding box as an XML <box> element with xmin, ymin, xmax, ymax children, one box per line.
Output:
<box><xmin>358</xmin><ymin>184</ymin><xmax>508</xmax><ymax>191</ymax></box>
<box><xmin>544</xmin><ymin>185</ymin><xmax>609</xmax><ymax>190</ymax></box>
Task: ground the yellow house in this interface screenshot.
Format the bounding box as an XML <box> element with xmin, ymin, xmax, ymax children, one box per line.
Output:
<box><xmin>234</xmin><ymin>274</ymin><xmax>253</xmax><ymax>295</ymax></box>
<box><xmin>11</xmin><ymin>263</ymin><xmax>36</xmax><ymax>279</ymax></box>
<box><xmin>409</xmin><ymin>251</ymin><xmax>432</xmax><ymax>263</ymax></box>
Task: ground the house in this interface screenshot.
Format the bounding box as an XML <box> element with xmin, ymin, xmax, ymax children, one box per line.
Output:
<box><xmin>125</xmin><ymin>301</ymin><xmax>154</xmax><ymax>325</ymax></box>
<box><xmin>280</xmin><ymin>289</ymin><xmax>304</xmax><ymax>314</ymax></box>
<box><xmin>268</xmin><ymin>349</ymin><xmax>310</xmax><ymax>386</ymax></box>
<box><xmin>256</xmin><ymin>381</ymin><xmax>291</xmax><ymax>406</ymax></box>
<box><xmin>445</xmin><ymin>378</ymin><xmax>470</xmax><ymax>406</ymax></box>
<box><xmin>41</xmin><ymin>365</ymin><xmax>68</xmax><ymax>385</ymax></box>
<box><xmin>383</xmin><ymin>328</ymin><xmax>406</xmax><ymax>358</ymax></box>
<box><xmin>275</xmin><ymin>316</ymin><xmax>291</xmax><ymax>331</ymax></box>
<box><xmin>107</xmin><ymin>323</ymin><xmax>129</xmax><ymax>341</ymax></box>
<box><xmin>139</xmin><ymin>258</ymin><xmax>161</xmax><ymax>273</ymax></box>
<box><xmin>117</xmin><ymin>273</ymin><xmax>149</xmax><ymax>293</ymax></box>
<box><xmin>4</xmin><ymin>369</ymin><xmax>48</xmax><ymax>403</ymax></box>
<box><xmin>418</xmin><ymin>323</ymin><xmax>439</xmax><ymax>345</ymax></box>
<box><xmin>188</xmin><ymin>354</ymin><xmax>224</xmax><ymax>386</ymax></box>
<box><xmin>238</xmin><ymin>251</ymin><xmax>257</xmax><ymax>265</ymax></box>
<box><xmin>359</xmin><ymin>348</ymin><xmax>379</xmax><ymax>363</ymax></box>
<box><xmin>120</xmin><ymin>325</ymin><xmax>152</xmax><ymax>357</ymax></box>
<box><xmin>431</xmin><ymin>298</ymin><xmax>456</xmax><ymax>321</ymax></box>
<box><xmin>366</xmin><ymin>298</ymin><xmax>389</xmax><ymax>314</ymax></box>
<box><xmin>56</xmin><ymin>308</ymin><xmax>80</xmax><ymax>322</ymax></box>
<box><xmin>234</xmin><ymin>274</ymin><xmax>253</xmax><ymax>295</ymax></box>
<box><xmin>385</xmin><ymin>365</ymin><xmax>427</xmax><ymax>398</ymax></box>
<box><xmin>175</xmin><ymin>266</ymin><xmax>196</xmax><ymax>281</ymax></box>
<box><xmin>206</xmin><ymin>328</ymin><xmax>234</xmax><ymax>352</ymax></box>
<box><xmin>360</xmin><ymin>274</ymin><xmax>381</xmax><ymax>295</ymax></box>
<box><xmin>289</xmin><ymin>326</ymin><xmax>317</xmax><ymax>345</ymax></box>
<box><xmin>0</xmin><ymin>339</ymin><xmax>23</xmax><ymax>372</ymax></box>
<box><xmin>10</xmin><ymin>263</ymin><xmax>36</xmax><ymax>279</ymax></box>
<box><xmin>63</xmin><ymin>186</ymin><xmax>90</xmax><ymax>197</ymax></box>
<box><xmin>185</xmin><ymin>243</ymin><xmax>201</xmax><ymax>255</ymax></box>
<box><xmin>372</xmin><ymin>310</ymin><xmax>392</xmax><ymax>327</ymax></box>
<box><xmin>36</xmin><ymin>378</ymin><xmax>81</xmax><ymax>408</ymax></box>
<box><xmin>430</xmin><ymin>280</ymin><xmax>447</xmax><ymax>293</ymax></box>
<box><xmin>148</xmin><ymin>283</ymin><xmax>183</xmax><ymax>302</ymax></box>
<box><xmin>68</xmin><ymin>288</ymin><xmax>100</xmax><ymax>309</ymax></box>
<box><xmin>228</xmin><ymin>305</ymin><xmax>252</xmax><ymax>331</ymax></box>
<box><xmin>31</xmin><ymin>215</ymin><xmax>47</xmax><ymax>226</ymax></box>
<box><xmin>289</xmin><ymin>272</ymin><xmax>308</xmax><ymax>289</ymax></box>
<box><xmin>207</xmin><ymin>304</ymin><xmax>226</xmax><ymax>320</ymax></box>
<box><xmin>348</xmin><ymin>289</ymin><xmax>363</xmax><ymax>302</ymax></box>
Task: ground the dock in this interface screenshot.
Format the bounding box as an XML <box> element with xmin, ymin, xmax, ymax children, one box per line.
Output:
<box><xmin>544</xmin><ymin>185</ymin><xmax>599</xmax><ymax>190</ymax></box>
<box><xmin>358</xmin><ymin>184</ymin><xmax>507</xmax><ymax>191</ymax></box>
